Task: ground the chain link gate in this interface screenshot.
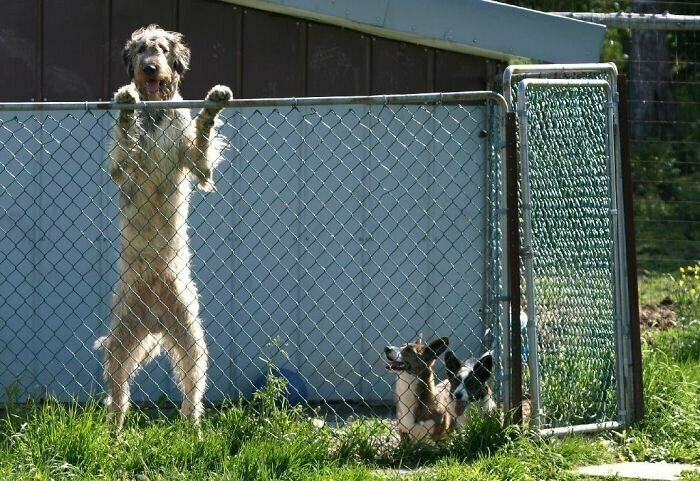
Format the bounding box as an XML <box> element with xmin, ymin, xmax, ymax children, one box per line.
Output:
<box><xmin>504</xmin><ymin>63</ymin><xmax>636</xmax><ymax>434</ymax></box>
<box><xmin>0</xmin><ymin>92</ymin><xmax>509</xmax><ymax>426</ymax></box>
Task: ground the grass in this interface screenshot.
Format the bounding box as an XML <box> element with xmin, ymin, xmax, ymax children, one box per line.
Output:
<box><xmin>2</xmin><ymin>277</ymin><xmax>699</xmax><ymax>480</ymax></box>
<box><xmin>0</xmin><ymin>401</ymin><xmax>614</xmax><ymax>481</ymax></box>
<box><xmin>2</xmin><ymin>342</ymin><xmax>699</xmax><ymax>481</ymax></box>
<box><xmin>638</xmin><ymin>264</ymin><xmax>700</xmax><ymax>323</ymax></box>
<box><xmin>638</xmin><ymin>271</ymin><xmax>678</xmax><ymax>305</ymax></box>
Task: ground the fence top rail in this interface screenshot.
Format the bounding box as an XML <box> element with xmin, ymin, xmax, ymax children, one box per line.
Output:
<box><xmin>0</xmin><ymin>91</ymin><xmax>507</xmax><ymax>113</ymax></box>
<box><xmin>503</xmin><ymin>62</ymin><xmax>618</xmax><ymax>111</ymax></box>
<box><xmin>553</xmin><ymin>12</ymin><xmax>700</xmax><ymax>30</ymax></box>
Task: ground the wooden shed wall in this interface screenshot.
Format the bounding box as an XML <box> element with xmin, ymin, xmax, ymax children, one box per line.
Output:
<box><xmin>0</xmin><ymin>0</ymin><xmax>502</xmax><ymax>102</ymax></box>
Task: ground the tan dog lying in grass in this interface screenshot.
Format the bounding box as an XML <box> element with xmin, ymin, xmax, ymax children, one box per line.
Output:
<box><xmin>384</xmin><ymin>337</ymin><xmax>453</xmax><ymax>443</ymax></box>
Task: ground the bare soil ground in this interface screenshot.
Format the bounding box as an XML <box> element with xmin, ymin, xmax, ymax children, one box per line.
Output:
<box><xmin>640</xmin><ymin>302</ymin><xmax>677</xmax><ymax>330</ymax></box>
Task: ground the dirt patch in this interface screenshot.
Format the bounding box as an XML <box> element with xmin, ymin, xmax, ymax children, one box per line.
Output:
<box><xmin>639</xmin><ymin>303</ymin><xmax>677</xmax><ymax>330</ymax></box>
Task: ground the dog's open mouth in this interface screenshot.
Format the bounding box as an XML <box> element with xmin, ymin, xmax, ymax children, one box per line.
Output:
<box><xmin>385</xmin><ymin>361</ymin><xmax>405</xmax><ymax>371</ymax></box>
<box><xmin>146</xmin><ymin>79</ymin><xmax>161</xmax><ymax>94</ymax></box>
<box><xmin>454</xmin><ymin>400</ymin><xmax>465</xmax><ymax>416</ymax></box>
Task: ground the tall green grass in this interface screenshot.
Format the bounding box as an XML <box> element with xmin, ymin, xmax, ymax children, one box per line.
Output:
<box><xmin>611</xmin><ymin>325</ymin><xmax>700</xmax><ymax>464</ymax></box>
<box><xmin>1</xmin><ymin>342</ymin><xmax>699</xmax><ymax>480</ymax></box>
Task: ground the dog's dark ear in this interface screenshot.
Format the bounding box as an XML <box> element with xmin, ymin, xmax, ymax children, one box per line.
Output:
<box><xmin>474</xmin><ymin>352</ymin><xmax>494</xmax><ymax>383</ymax></box>
<box><xmin>170</xmin><ymin>32</ymin><xmax>191</xmax><ymax>75</ymax></box>
<box><xmin>122</xmin><ymin>40</ymin><xmax>136</xmax><ymax>79</ymax></box>
<box><xmin>424</xmin><ymin>337</ymin><xmax>449</xmax><ymax>361</ymax></box>
<box><xmin>445</xmin><ymin>350</ymin><xmax>461</xmax><ymax>376</ymax></box>
<box><xmin>122</xmin><ymin>26</ymin><xmax>148</xmax><ymax>79</ymax></box>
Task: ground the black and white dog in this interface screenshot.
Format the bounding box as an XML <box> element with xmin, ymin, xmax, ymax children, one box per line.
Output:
<box><xmin>444</xmin><ymin>350</ymin><xmax>497</xmax><ymax>426</ymax></box>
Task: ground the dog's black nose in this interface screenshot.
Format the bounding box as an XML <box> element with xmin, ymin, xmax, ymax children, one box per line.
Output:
<box><xmin>384</xmin><ymin>346</ymin><xmax>392</xmax><ymax>354</ymax></box>
<box><xmin>143</xmin><ymin>64</ymin><xmax>158</xmax><ymax>74</ymax></box>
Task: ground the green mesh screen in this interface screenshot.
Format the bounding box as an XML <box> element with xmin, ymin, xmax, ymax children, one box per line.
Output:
<box><xmin>521</xmin><ymin>84</ymin><xmax>618</xmax><ymax>429</ymax></box>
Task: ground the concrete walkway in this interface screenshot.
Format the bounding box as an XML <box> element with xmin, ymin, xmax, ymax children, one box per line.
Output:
<box><xmin>576</xmin><ymin>462</ymin><xmax>700</xmax><ymax>480</ymax></box>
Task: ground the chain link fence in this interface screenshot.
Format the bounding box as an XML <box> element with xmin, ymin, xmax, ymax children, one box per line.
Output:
<box><xmin>0</xmin><ymin>93</ymin><xmax>508</xmax><ymax>428</ymax></box>
<box><xmin>1</xmin><ymin>78</ymin><xmax>642</xmax><ymax>437</ymax></box>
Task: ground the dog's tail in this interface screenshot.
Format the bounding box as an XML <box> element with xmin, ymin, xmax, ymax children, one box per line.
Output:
<box><xmin>93</xmin><ymin>333</ymin><xmax>164</xmax><ymax>364</ymax></box>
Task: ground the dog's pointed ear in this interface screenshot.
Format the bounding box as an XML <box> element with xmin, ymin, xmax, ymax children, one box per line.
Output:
<box><xmin>170</xmin><ymin>31</ymin><xmax>191</xmax><ymax>75</ymax></box>
<box><xmin>424</xmin><ymin>337</ymin><xmax>449</xmax><ymax>362</ymax></box>
<box><xmin>474</xmin><ymin>351</ymin><xmax>494</xmax><ymax>383</ymax></box>
<box><xmin>445</xmin><ymin>350</ymin><xmax>461</xmax><ymax>375</ymax></box>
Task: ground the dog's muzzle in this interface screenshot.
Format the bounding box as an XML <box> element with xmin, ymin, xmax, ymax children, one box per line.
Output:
<box><xmin>452</xmin><ymin>384</ymin><xmax>487</xmax><ymax>416</ymax></box>
<box><xmin>384</xmin><ymin>346</ymin><xmax>405</xmax><ymax>371</ymax></box>
<box><xmin>453</xmin><ymin>387</ymin><xmax>468</xmax><ymax>416</ymax></box>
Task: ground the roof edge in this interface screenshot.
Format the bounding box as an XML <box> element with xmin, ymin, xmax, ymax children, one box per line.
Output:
<box><xmin>217</xmin><ymin>0</ymin><xmax>606</xmax><ymax>63</ymax></box>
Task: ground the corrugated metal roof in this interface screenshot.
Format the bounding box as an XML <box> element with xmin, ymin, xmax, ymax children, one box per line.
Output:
<box><xmin>218</xmin><ymin>0</ymin><xmax>606</xmax><ymax>63</ymax></box>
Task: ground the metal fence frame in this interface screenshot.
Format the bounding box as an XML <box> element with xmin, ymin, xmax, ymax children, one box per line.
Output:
<box><xmin>503</xmin><ymin>63</ymin><xmax>641</xmax><ymax>434</ymax></box>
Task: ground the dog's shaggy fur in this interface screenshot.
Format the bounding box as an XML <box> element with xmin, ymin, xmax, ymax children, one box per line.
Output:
<box><xmin>95</xmin><ymin>24</ymin><xmax>232</xmax><ymax>430</ymax></box>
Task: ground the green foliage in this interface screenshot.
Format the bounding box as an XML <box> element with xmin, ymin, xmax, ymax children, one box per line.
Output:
<box><xmin>638</xmin><ymin>271</ymin><xmax>677</xmax><ymax>305</ymax></box>
<box><xmin>537</xmin><ymin>347</ymin><xmax>617</xmax><ymax>427</ymax></box>
<box><xmin>632</xmin><ymin>143</ymin><xmax>700</xmax><ymax>272</ymax></box>
<box><xmin>331</xmin><ymin>417</ymin><xmax>395</xmax><ymax>465</ymax></box>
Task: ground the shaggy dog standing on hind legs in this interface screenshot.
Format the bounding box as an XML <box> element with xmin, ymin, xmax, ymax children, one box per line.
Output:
<box><xmin>95</xmin><ymin>24</ymin><xmax>232</xmax><ymax>430</ymax></box>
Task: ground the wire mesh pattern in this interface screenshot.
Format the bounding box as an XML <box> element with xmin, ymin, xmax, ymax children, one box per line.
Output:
<box><xmin>0</xmin><ymin>95</ymin><xmax>505</xmax><ymax>426</ymax></box>
<box><xmin>517</xmin><ymin>81</ymin><xmax>620</xmax><ymax>429</ymax></box>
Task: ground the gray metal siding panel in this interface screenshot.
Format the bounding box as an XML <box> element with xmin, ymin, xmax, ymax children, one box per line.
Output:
<box><xmin>0</xmin><ymin>102</ymin><xmax>489</xmax><ymax>404</ymax></box>
<box><xmin>296</xmin><ymin>105</ymin><xmax>368</xmax><ymax>400</ymax></box>
<box><xmin>0</xmin><ymin>112</ymin><xmax>43</xmax><ymax>399</ymax></box>
<box><xmin>33</xmin><ymin>112</ymin><xmax>108</xmax><ymax>398</ymax></box>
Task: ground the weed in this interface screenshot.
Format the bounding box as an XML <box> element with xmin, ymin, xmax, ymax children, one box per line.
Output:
<box><xmin>676</xmin><ymin>262</ymin><xmax>700</xmax><ymax>324</ymax></box>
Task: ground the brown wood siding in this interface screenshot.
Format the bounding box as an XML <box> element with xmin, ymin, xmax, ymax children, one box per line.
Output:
<box><xmin>178</xmin><ymin>0</ymin><xmax>241</xmax><ymax>99</ymax></box>
<box><xmin>435</xmin><ymin>50</ymin><xmax>490</xmax><ymax>92</ymax></box>
<box><xmin>307</xmin><ymin>23</ymin><xmax>370</xmax><ymax>97</ymax></box>
<box><xmin>0</xmin><ymin>2</ymin><xmax>495</xmax><ymax>102</ymax></box>
<box><xmin>371</xmin><ymin>38</ymin><xmax>432</xmax><ymax>95</ymax></box>
<box><xmin>242</xmin><ymin>9</ymin><xmax>306</xmax><ymax>98</ymax></box>
<box><xmin>44</xmin><ymin>0</ymin><xmax>109</xmax><ymax>101</ymax></box>
<box><xmin>0</xmin><ymin>1</ymin><xmax>41</xmax><ymax>101</ymax></box>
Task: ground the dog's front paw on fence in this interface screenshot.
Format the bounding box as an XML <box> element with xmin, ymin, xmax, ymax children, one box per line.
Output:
<box><xmin>114</xmin><ymin>84</ymin><xmax>140</xmax><ymax>104</ymax></box>
<box><xmin>206</xmin><ymin>85</ymin><xmax>233</xmax><ymax>104</ymax></box>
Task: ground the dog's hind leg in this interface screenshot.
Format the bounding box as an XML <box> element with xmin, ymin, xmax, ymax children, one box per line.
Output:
<box><xmin>101</xmin><ymin>320</ymin><xmax>154</xmax><ymax>430</ymax></box>
<box><xmin>164</xmin><ymin>318</ymin><xmax>208</xmax><ymax>425</ymax></box>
